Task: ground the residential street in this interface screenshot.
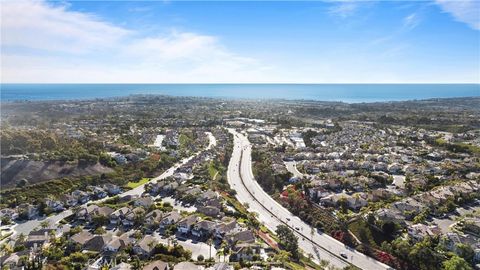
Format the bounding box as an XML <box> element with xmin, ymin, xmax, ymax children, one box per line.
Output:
<box><xmin>7</xmin><ymin>132</ymin><xmax>217</xmax><ymax>243</ymax></box>
<box><xmin>152</xmin><ymin>232</ymin><xmax>218</xmax><ymax>262</ymax></box>
<box><xmin>227</xmin><ymin>128</ymin><xmax>392</xmax><ymax>270</ymax></box>
<box><xmin>122</xmin><ymin>132</ymin><xmax>216</xmax><ymax>197</ymax></box>
<box><xmin>284</xmin><ymin>161</ymin><xmax>304</xmax><ymax>178</ymax></box>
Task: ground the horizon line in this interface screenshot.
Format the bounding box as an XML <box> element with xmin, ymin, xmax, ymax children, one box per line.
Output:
<box><xmin>2</xmin><ymin>82</ymin><xmax>480</xmax><ymax>85</ymax></box>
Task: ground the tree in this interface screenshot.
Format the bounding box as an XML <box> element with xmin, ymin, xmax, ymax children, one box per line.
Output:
<box><xmin>273</xmin><ymin>250</ymin><xmax>291</xmax><ymax>263</ymax></box>
<box><xmin>366</xmin><ymin>213</ymin><xmax>376</xmax><ymax>225</ymax></box>
<box><xmin>17</xmin><ymin>233</ymin><xmax>26</xmax><ymax>243</ymax></box>
<box><xmin>337</xmin><ymin>197</ymin><xmax>349</xmax><ymax>213</ymax></box>
<box><xmin>40</xmin><ymin>220</ymin><xmax>50</xmax><ymax>229</ymax></box>
<box><xmin>409</xmin><ymin>237</ymin><xmax>443</xmax><ymax>270</ymax></box>
<box><xmin>91</xmin><ymin>215</ymin><xmax>109</xmax><ymax>227</ymax></box>
<box><xmin>413</xmin><ymin>209</ymin><xmax>429</xmax><ymax>224</ymax></box>
<box><xmin>17</xmin><ymin>178</ymin><xmax>29</xmax><ymax>188</ymax></box>
<box><xmin>442</xmin><ymin>255</ymin><xmax>472</xmax><ymax>270</ymax></box>
<box><xmin>389</xmin><ymin>238</ymin><xmax>411</xmax><ymax>262</ymax></box>
<box><xmin>382</xmin><ymin>221</ymin><xmax>396</xmax><ymax>236</ymax></box>
<box><xmin>276</xmin><ymin>225</ymin><xmax>299</xmax><ymax>260</ymax></box>
<box><xmin>357</xmin><ymin>226</ymin><xmax>370</xmax><ymax>244</ymax></box>
<box><xmin>455</xmin><ymin>243</ymin><xmax>474</xmax><ymax>263</ymax></box>
<box><xmin>68</xmin><ymin>252</ymin><xmax>89</xmax><ymax>263</ymax></box>
<box><xmin>94</xmin><ymin>227</ymin><xmax>106</xmax><ymax>235</ymax></box>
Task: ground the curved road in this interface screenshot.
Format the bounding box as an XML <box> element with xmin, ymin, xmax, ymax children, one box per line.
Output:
<box><xmin>227</xmin><ymin>128</ymin><xmax>392</xmax><ymax>270</ymax></box>
<box><xmin>284</xmin><ymin>161</ymin><xmax>304</xmax><ymax>178</ymax></box>
<box><xmin>7</xmin><ymin>132</ymin><xmax>217</xmax><ymax>243</ymax></box>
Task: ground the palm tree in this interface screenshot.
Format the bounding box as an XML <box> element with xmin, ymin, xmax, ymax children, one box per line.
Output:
<box><xmin>216</xmin><ymin>249</ymin><xmax>223</xmax><ymax>262</ymax></box>
<box><xmin>40</xmin><ymin>220</ymin><xmax>50</xmax><ymax>229</ymax></box>
<box><xmin>18</xmin><ymin>233</ymin><xmax>26</xmax><ymax>243</ymax></box>
<box><xmin>207</xmin><ymin>238</ymin><xmax>213</xmax><ymax>260</ymax></box>
<box><xmin>132</xmin><ymin>256</ymin><xmax>141</xmax><ymax>270</ymax></box>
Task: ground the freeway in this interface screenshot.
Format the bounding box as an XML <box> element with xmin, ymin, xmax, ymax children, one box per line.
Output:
<box><xmin>227</xmin><ymin>128</ymin><xmax>392</xmax><ymax>270</ymax></box>
<box><xmin>7</xmin><ymin>132</ymin><xmax>216</xmax><ymax>243</ymax></box>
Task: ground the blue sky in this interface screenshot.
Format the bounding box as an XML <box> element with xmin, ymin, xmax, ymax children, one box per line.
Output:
<box><xmin>1</xmin><ymin>0</ymin><xmax>479</xmax><ymax>83</ymax></box>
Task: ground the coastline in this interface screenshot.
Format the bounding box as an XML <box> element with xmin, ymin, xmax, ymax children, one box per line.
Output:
<box><xmin>1</xmin><ymin>83</ymin><xmax>479</xmax><ymax>103</ymax></box>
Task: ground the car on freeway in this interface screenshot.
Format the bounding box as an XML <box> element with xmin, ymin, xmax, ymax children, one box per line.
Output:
<box><xmin>340</xmin><ymin>252</ymin><xmax>348</xmax><ymax>259</ymax></box>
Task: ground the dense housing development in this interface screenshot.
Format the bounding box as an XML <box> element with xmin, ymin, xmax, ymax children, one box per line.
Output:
<box><xmin>1</xmin><ymin>96</ymin><xmax>479</xmax><ymax>270</ymax></box>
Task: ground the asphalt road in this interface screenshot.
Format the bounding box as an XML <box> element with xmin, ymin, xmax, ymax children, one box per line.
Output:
<box><xmin>227</xmin><ymin>128</ymin><xmax>392</xmax><ymax>270</ymax></box>
<box><xmin>123</xmin><ymin>131</ymin><xmax>216</xmax><ymax>197</ymax></box>
<box><xmin>152</xmin><ymin>232</ymin><xmax>218</xmax><ymax>262</ymax></box>
<box><xmin>284</xmin><ymin>161</ymin><xmax>304</xmax><ymax>178</ymax></box>
<box><xmin>8</xmin><ymin>132</ymin><xmax>217</xmax><ymax>243</ymax></box>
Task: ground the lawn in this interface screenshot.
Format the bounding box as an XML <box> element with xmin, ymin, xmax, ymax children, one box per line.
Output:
<box><xmin>208</xmin><ymin>161</ymin><xmax>219</xmax><ymax>180</ymax></box>
<box><xmin>179</xmin><ymin>134</ymin><xmax>193</xmax><ymax>149</ymax></box>
<box><xmin>125</xmin><ymin>178</ymin><xmax>150</xmax><ymax>189</ymax></box>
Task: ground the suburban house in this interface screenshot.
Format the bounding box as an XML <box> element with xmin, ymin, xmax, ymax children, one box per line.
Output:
<box><xmin>24</xmin><ymin>229</ymin><xmax>51</xmax><ymax>249</ymax></box>
<box><xmin>0</xmin><ymin>208</ymin><xmax>19</xmax><ymax>221</ymax></box>
<box><xmin>143</xmin><ymin>260</ymin><xmax>169</xmax><ymax>270</ymax></box>
<box><xmin>392</xmin><ymin>198</ymin><xmax>426</xmax><ymax>215</ymax></box>
<box><xmin>84</xmin><ymin>235</ymin><xmax>113</xmax><ymax>252</ymax></box>
<box><xmin>197</xmin><ymin>206</ymin><xmax>223</xmax><ymax>218</ymax></box>
<box><xmin>45</xmin><ymin>199</ymin><xmax>65</xmax><ymax>212</ymax></box>
<box><xmin>174</xmin><ymin>262</ymin><xmax>200</xmax><ymax>270</ymax></box>
<box><xmin>17</xmin><ymin>203</ymin><xmax>38</xmax><ymax>220</ymax></box>
<box><xmin>214</xmin><ymin>220</ymin><xmax>239</xmax><ymax>239</ymax></box>
<box><xmin>375</xmin><ymin>209</ymin><xmax>406</xmax><ymax>226</ymax></box>
<box><xmin>408</xmin><ymin>224</ymin><xmax>442</xmax><ymax>241</ymax></box>
<box><xmin>62</xmin><ymin>194</ymin><xmax>78</xmax><ymax>207</ymax></box>
<box><xmin>145</xmin><ymin>209</ymin><xmax>164</xmax><ymax>227</ymax></box>
<box><xmin>177</xmin><ymin>215</ymin><xmax>198</xmax><ymax>234</ymax></box>
<box><xmin>227</xmin><ymin>230</ymin><xmax>256</xmax><ymax>245</ymax></box>
<box><xmin>76</xmin><ymin>205</ymin><xmax>114</xmax><ymax>223</ymax></box>
<box><xmin>230</xmin><ymin>243</ymin><xmax>262</xmax><ymax>261</ymax></box>
<box><xmin>103</xmin><ymin>184</ymin><xmax>122</xmax><ymax>195</ymax></box>
<box><xmin>191</xmin><ymin>220</ymin><xmax>216</xmax><ymax>238</ymax></box>
<box><xmin>159</xmin><ymin>211</ymin><xmax>182</xmax><ymax>230</ymax></box>
<box><xmin>134</xmin><ymin>196</ymin><xmax>154</xmax><ymax>208</ymax></box>
<box><xmin>103</xmin><ymin>234</ymin><xmax>133</xmax><ymax>253</ymax></box>
<box><xmin>72</xmin><ymin>190</ymin><xmax>90</xmax><ymax>204</ymax></box>
<box><xmin>110</xmin><ymin>207</ymin><xmax>131</xmax><ymax>225</ymax></box>
<box><xmin>71</xmin><ymin>230</ymin><xmax>94</xmax><ymax>246</ymax></box>
<box><xmin>133</xmin><ymin>235</ymin><xmax>157</xmax><ymax>258</ymax></box>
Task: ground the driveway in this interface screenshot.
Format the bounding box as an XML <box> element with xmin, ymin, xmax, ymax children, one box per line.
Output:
<box><xmin>152</xmin><ymin>232</ymin><xmax>217</xmax><ymax>261</ymax></box>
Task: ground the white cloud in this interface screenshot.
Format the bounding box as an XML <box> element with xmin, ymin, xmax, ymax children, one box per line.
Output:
<box><xmin>328</xmin><ymin>1</ymin><xmax>359</xmax><ymax>18</ymax></box>
<box><xmin>1</xmin><ymin>0</ymin><xmax>478</xmax><ymax>83</ymax></box>
<box><xmin>1</xmin><ymin>0</ymin><xmax>130</xmax><ymax>54</ymax></box>
<box><xmin>0</xmin><ymin>0</ymin><xmax>270</xmax><ymax>82</ymax></box>
<box><xmin>435</xmin><ymin>0</ymin><xmax>480</xmax><ymax>30</ymax></box>
<box><xmin>128</xmin><ymin>32</ymin><xmax>220</xmax><ymax>61</ymax></box>
<box><xmin>403</xmin><ymin>13</ymin><xmax>421</xmax><ymax>30</ymax></box>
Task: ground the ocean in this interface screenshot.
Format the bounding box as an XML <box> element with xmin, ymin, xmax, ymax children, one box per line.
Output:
<box><xmin>1</xmin><ymin>84</ymin><xmax>479</xmax><ymax>103</ymax></box>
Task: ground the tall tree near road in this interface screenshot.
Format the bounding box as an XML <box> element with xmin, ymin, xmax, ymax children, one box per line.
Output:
<box><xmin>276</xmin><ymin>224</ymin><xmax>299</xmax><ymax>260</ymax></box>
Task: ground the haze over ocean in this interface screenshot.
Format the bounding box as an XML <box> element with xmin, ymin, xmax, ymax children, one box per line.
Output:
<box><xmin>1</xmin><ymin>84</ymin><xmax>479</xmax><ymax>103</ymax></box>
